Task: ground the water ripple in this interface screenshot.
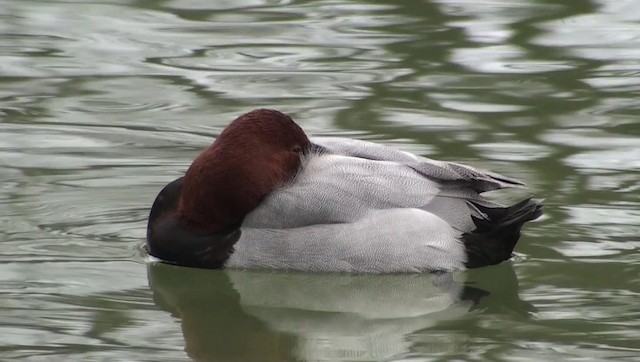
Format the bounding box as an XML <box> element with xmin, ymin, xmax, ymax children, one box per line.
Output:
<box><xmin>1</xmin><ymin>0</ymin><xmax>639</xmax><ymax>360</ymax></box>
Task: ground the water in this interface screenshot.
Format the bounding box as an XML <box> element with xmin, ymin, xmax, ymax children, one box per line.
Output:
<box><xmin>1</xmin><ymin>0</ymin><xmax>639</xmax><ymax>360</ymax></box>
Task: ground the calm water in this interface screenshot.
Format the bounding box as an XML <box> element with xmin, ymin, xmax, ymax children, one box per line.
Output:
<box><xmin>1</xmin><ymin>0</ymin><xmax>639</xmax><ymax>361</ymax></box>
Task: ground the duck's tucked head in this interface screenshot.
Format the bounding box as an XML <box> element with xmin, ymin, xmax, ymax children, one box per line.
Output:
<box><xmin>178</xmin><ymin>109</ymin><xmax>310</xmax><ymax>233</ymax></box>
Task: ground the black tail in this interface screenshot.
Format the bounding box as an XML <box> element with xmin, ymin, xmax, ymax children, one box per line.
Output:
<box><xmin>463</xmin><ymin>198</ymin><xmax>543</xmax><ymax>268</ymax></box>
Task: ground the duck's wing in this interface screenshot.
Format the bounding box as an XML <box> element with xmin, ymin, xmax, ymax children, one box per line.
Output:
<box><xmin>245</xmin><ymin>137</ymin><xmax>522</xmax><ymax>232</ymax></box>
<box><xmin>312</xmin><ymin>137</ymin><xmax>525</xmax><ymax>193</ymax></box>
<box><xmin>243</xmin><ymin>151</ymin><xmax>477</xmax><ymax>230</ymax></box>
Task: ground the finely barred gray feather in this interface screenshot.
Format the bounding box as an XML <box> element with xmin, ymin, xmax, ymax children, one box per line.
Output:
<box><xmin>148</xmin><ymin>110</ymin><xmax>541</xmax><ymax>272</ymax></box>
<box><xmin>313</xmin><ymin>137</ymin><xmax>525</xmax><ymax>192</ymax></box>
<box><xmin>230</xmin><ymin>208</ymin><xmax>465</xmax><ymax>273</ymax></box>
<box><xmin>228</xmin><ymin>137</ymin><xmax>535</xmax><ymax>272</ymax></box>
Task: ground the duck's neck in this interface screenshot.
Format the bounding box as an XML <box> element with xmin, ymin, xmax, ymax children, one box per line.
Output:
<box><xmin>177</xmin><ymin>144</ymin><xmax>289</xmax><ymax>233</ymax></box>
<box><xmin>177</xmin><ymin>147</ymin><xmax>246</xmax><ymax>233</ymax></box>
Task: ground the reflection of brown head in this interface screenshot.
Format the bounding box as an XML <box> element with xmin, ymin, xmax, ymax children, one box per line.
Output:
<box><xmin>147</xmin><ymin>263</ymin><xmax>295</xmax><ymax>362</ymax></box>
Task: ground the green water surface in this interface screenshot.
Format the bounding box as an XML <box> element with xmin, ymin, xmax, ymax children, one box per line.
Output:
<box><xmin>1</xmin><ymin>0</ymin><xmax>639</xmax><ymax>361</ymax></box>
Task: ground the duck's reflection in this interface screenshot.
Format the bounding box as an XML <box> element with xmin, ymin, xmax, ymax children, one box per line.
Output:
<box><xmin>148</xmin><ymin>263</ymin><xmax>296</xmax><ymax>362</ymax></box>
<box><xmin>148</xmin><ymin>263</ymin><xmax>529</xmax><ymax>361</ymax></box>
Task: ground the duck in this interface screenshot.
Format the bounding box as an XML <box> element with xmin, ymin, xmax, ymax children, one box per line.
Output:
<box><xmin>146</xmin><ymin>109</ymin><xmax>542</xmax><ymax>273</ymax></box>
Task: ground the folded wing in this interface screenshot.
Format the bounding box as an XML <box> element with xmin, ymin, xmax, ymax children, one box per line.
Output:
<box><xmin>244</xmin><ymin>137</ymin><xmax>525</xmax><ymax>232</ymax></box>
